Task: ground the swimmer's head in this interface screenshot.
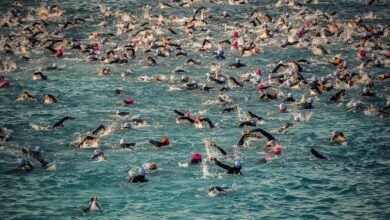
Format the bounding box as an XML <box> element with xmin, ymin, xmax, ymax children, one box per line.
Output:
<box><xmin>221</xmin><ymin>184</ymin><xmax>230</xmax><ymax>189</ymax></box>
<box><xmin>234</xmin><ymin>160</ymin><xmax>242</xmax><ymax>168</ymax></box>
<box><xmin>268</xmin><ymin>140</ymin><xmax>276</xmax><ymax>147</ymax></box>
<box><xmin>279</xmin><ymin>103</ymin><xmax>287</xmax><ymax>112</ymax></box>
<box><xmin>233</xmin><ymin>40</ymin><xmax>238</xmax><ymax>47</ymax></box>
<box><xmin>123</xmin><ymin>122</ymin><xmax>132</xmax><ymax>129</ymax></box>
<box><xmin>192</xmin><ymin>153</ymin><xmax>202</xmax><ymax>160</ymax></box>
<box><xmin>161</xmin><ymin>137</ymin><xmax>169</xmax><ymax>144</ymax></box>
<box><xmin>18</xmin><ymin>157</ymin><xmax>26</xmax><ymax>167</ymax></box>
<box><xmin>125</xmin><ymin>98</ymin><xmax>134</xmax><ymax>104</ymax></box>
<box><xmin>257</xmin><ymin>84</ymin><xmax>265</xmax><ymax>90</ymax></box>
<box><xmin>233</xmin><ymin>31</ymin><xmax>239</xmax><ymax>38</ymax></box>
<box><xmin>149</xmin><ymin>163</ymin><xmax>157</xmax><ymax>170</ymax></box>
<box><xmin>184</xmin><ymin>111</ymin><xmax>191</xmax><ymax>117</ymax></box>
<box><xmin>287</xmin><ymin>92</ymin><xmax>293</xmax><ymax>98</ymax></box>
<box><xmin>195</xmin><ymin>117</ymin><xmax>201</xmax><ymax>123</ymax></box>
<box><xmin>359</xmin><ymin>49</ymin><xmax>366</xmax><ymax>57</ymax></box>
<box><xmin>138</xmin><ymin>167</ymin><xmax>145</xmax><ymax>176</ymax></box>
<box><xmin>119</xmin><ymin>138</ymin><xmax>125</xmax><ymax>145</ymax></box>
<box><xmin>93</xmin><ymin>149</ymin><xmax>103</xmax><ymax>156</ymax></box>
<box><xmin>273</xmin><ymin>146</ymin><xmax>281</xmax><ymax>155</ymax></box>
<box><xmin>307</xmin><ymin>97</ymin><xmax>313</xmax><ymax>104</ymax></box>
<box><xmin>235</xmin><ymin>58</ymin><xmax>240</xmax><ymax>64</ymax></box>
<box><xmin>33</xmin><ymin>146</ymin><xmax>42</xmax><ymax>154</ymax></box>
<box><xmin>255</xmin><ymin>68</ymin><xmax>262</xmax><ymax>75</ymax></box>
<box><xmin>181</xmin><ymin>75</ymin><xmax>189</xmax><ymax>82</ymax></box>
<box><xmin>363</xmin><ymin>87</ymin><xmax>368</xmax><ymax>93</ymax></box>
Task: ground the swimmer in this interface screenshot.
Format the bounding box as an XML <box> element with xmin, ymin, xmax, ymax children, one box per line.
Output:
<box><xmin>1</xmin><ymin>79</ymin><xmax>10</xmax><ymax>88</ymax></box>
<box><xmin>210</xmin><ymin>157</ymin><xmax>242</xmax><ymax>175</ymax></box>
<box><xmin>361</xmin><ymin>87</ymin><xmax>375</xmax><ymax>96</ymax></box>
<box><xmin>186</xmin><ymin>81</ymin><xmax>199</xmax><ymax>90</ymax></box>
<box><xmin>16</xmin><ymin>91</ymin><xmax>34</xmax><ymax>101</ymax></box>
<box><xmin>279</xmin><ymin>103</ymin><xmax>288</xmax><ymax>113</ymax></box>
<box><xmin>78</xmin><ymin>136</ymin><xmax>100</xmax><ymax>149</ymax></box>
<box><xmin>189</xmin><ymin>153</ymin><xmax>202</xmax><ymax>165</ymax></box>
<box><xmin>302</xmin><ymin>97</ymin><xmax>314</xmax><ymax>109</ymax></box>
<box><xmin>6</xmin><ymin>157</ymin><xmax>34</xmax><ymax>173</ymax></box>
<box><xmin>239</xmin><ymin>118</ymin><xmax>257</xmax><ymax>127</ymax></box>
<box><xmin>32</xmin><ymin>72</ymin><xmax>48</xmax><ymax>80</ymax></box>
<box><xmin>283</xmin><ymin>92</ymin><xmax>295</xmax><ymax>102</ymax></box>
<box><xmin>119</xmin><ymin>138</ymin><xmax>136</xmax><ymax>148</ymax></box>
<box><xmin>229</xmin><ymin>58</ymin><xmax>246</xmax><ymax>68</ymax></box>
<box><xmin>117</xmin><ymin>98</ymin><xmax>134</xmax><ymax>106</ymax></box>
<box><xmin>194</xmin><ymin>117</ymin><xmax>215</xmax><ymax>128</ymax></box>
<box><xmin>330</xmin><ymin>89</ymin><xmax>346</xmax><ymax>102</ymax></box>
<box><xmin>122</xmin><ymin>122</ymin><xmax>132</xmax><ymax>129</ymax></box>
<box><xmin>91</xmin><ymin>149</ymin><xmax>104</xmax><ymax>160</ymax></box>
<box><xmin>83</xmin><ymin>196</ymin><xmax>100</xmax><ymax>212</ymax></box>
<box><xmin>331</xmin><ymin>131</ymin><xmax>347</xmax><ymax>143</ymax></box>
<box><xmin>116</xmin><ymin>110</ymin><xmax>129</xmax><ymax>117</ymax></box>
<box><xmin>53</xmin><ymin>116</ymin><xmax>75</xmax><ymax>128</ymax></box>
<box><xmin>208</xmin><ymin>184</ymin><xmax>230</xmax><ymax>196</ymax></box>
<box><xmin>43</xmin><ymin>94</ymin><xmax>57</xmax><ymax>104</ymax></box>
<box><xmin>22</xmin><ymin>146</ymin><xmax>51</xmax><ymax>168</ymax></box>
<box><xmin>92</xmin><ymin>125</ymin><xmax>106</xmax><ymax>136</ymax></box>
<box><xmin>129</xmin><ymin>167</ymin><xmax>148</xmax><ymax>183</ymax></box>
<box><xmin>149</xmin><ymin>137</ymin><xmax>169</xmax><ymax>148</ymax></box>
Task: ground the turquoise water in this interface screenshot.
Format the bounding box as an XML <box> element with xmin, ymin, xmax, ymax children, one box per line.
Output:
<box><xmin>1</xmin><ymin>0</ymin><xmax>390</xmax><ymax>219</ymax></box>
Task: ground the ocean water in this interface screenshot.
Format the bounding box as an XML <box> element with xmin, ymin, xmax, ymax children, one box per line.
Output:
<box><xmin>1</xmin><ymin>0</ymin><xmax>390</xmax><ymax>219</ymax></box>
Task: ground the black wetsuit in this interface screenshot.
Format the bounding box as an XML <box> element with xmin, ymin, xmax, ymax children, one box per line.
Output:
<box><xmin>189</xmin><ymin>158</ymin><xmax>202</xmax><ymax>165</ymax></box>
<box><xmin>214</xmin><ymin>159</ymin><xmax>242</xmax><ymax>175</ymax></box>
<box><xmin>208</xmin><ymin>186</ymin><xmax>225</xmax><ymax>192</ymax></box>
<box><xmin>284</xmin><ymin>97</ymin><xmax>295</xmax><ymax>102</ymax></box>
<box><xmin>129</xmin><ymin>175</ymin><xmax>148</xmax><ymax>183</ymax></box>
<box><xmin>303</xmin><ymin>103</ymin><xmax>313</xmax><ymax>109</ymax></box>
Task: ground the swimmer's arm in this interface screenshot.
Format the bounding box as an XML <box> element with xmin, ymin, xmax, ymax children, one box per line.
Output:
<box><xmin>213</xmin><ymin>159</ymin><xmax>231</xmax><ymax>170</ymax></box>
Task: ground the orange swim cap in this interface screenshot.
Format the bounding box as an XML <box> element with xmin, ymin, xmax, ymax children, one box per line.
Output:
<box><xmin>149</xmin><ymin>163</ymin><xmax>157</xmax><ymax>170</ymax></box>
<box><xmin>161</xmin><ymin>137</ymin><xmax>169</xmax><ymax>144</ymax></box>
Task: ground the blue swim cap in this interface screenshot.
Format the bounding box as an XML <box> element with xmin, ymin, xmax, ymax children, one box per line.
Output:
<box><xmin>138</xmin><ymin>167</ymin><xmax>145</xmax><ymax>176</ymax></box>
<box><xmin>33</xmin><ymin>146</ymin><xmax>42</xmax><ymax>154</ymax></box>
<box><xmin>18</xmin><ymin>157</ymin><xmax>26</xmax><ymax>166</ymax></box>
<box><xmin>222</xmin><ymin>184</ymin><xmax>229</xmax><ymax>189</ymax></box>
<box><xmin>234</xmin><ymin>160</ymin><xmax>242</xmax><ymax>168</ymax></box>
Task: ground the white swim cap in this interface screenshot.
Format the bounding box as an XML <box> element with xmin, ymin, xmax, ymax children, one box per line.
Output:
<box><xmin>279</xmin><ymin>103</ymin><xmax>287</xmax><ymax>111</ymax></box>
<box><xmin>120</xmin><ymin>139</ymin><xmax>125</xmax><ymax>145</ymax></box>
<box><xmin>307</xmin><ymin>97</ymin><xmax>314</xmax><ymax>103</ymax></box>
<box><xmin>287</xmin><ymin>92</ymin><xmax>293</xmax><ymax>98</ymax></box>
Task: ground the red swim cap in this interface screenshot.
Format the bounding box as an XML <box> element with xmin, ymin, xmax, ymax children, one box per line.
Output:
<box><xmin>359</xmin><ymin>49</ymin><xmax>366</xmax><ymax>57</ymax></box>
<box><xmin>56</xmin><ymin>48</ymin><xmax>63</xmax><ymax>57</ymax></box>
<box><xmin>233</xmin><ymin>41</ymin><xmax>238</xmax><ymax>47</ymax></box>
<box><xmin>126</xmin><ymin>98</ymin><xmax>134</xmax><ymax>104</ymax></box>
<box><xmin>305</xmin><ymin>21</ymin><xmax>310</xmax><ymax>28</ymax></box>
<box><xmin>1</xmin><ymin>80</ymin><xmax>8</xmax><ymax>87</ymax></box>
<box><xmin>233</xmin><ymin>31</ymin><xmax>239</xmax><ymax>38</ymax></box>
<box><xmin>149</xmin><ymin>163</ymin><xmax>157</xmax><ymax>170</ymax></box>
<box><xmin>255</xmin><ymin>68</ymin><xmax>262</xmax><ymax>75</ymax></box>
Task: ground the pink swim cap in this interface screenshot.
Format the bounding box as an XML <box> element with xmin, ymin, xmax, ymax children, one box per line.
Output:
<box><xmin>387</xmin><ymin>52</ymin><xmax>390</xmax><ymax>57</ymax></box>
<box><xmin>195</xmin><ymin>117</ymin><xmax>201</xmax><ymax>123</ymax></box>
<box><xmin>255</xmin><ymin>68</ymin><xmax>262</xmax><ymax>75</ymax></box>
<box><xmin>296</xmin><ymin>29</ymin><xmax>303</xmax><ymax>37</ymax></box>
<box><xmin>192</xmin><ymin>153</ymin><xmax>202</xmax><ymax>160</ymax></box>
<box><xmin>305</xmin><ymin>21</ymin><xmax>310</xmax><ymax>27</ymax></box>
<box><xmin>184</xmin><ymin>111</ymin><xmax>191</xmax><ymax>117</ymax></box>
<box><xmin>233</xmin><ymin>41</ymin><xmax>238</xmax><ymax>47</ymax></box>
<box><xmin>258</xmin><ymin>84</ymin><xmax>265</xmax><ymax>90</ymax></box>
<box><xmin>264</xmin><ymin>153</ymin><xmax>271</xmax><ymax>159</ymax></box>
<box><xmin>1</xmin><ymin>80</ymin><xmax>8</xmax><ymax>88</ymax></box>
<box><xmin>126</xmin><ymin>98</ymin><xmax>134</xmax><ymax>104</ymax></box>
<box><xmin>273</xmin><ymin>146</ymin><xmax>282</xmax><ymax>155</ymax></box>
<box><xmin>233</xmin><ymin>31</ymin><xmax>239</xmax><ymax>38</ymax></box>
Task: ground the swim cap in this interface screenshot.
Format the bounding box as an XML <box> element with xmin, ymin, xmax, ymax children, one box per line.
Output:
<box><xmin>307</xmin><ymin>97</ymin><xmax>314</xmax><ymax>103</ymax></box>
<box><xmin>93</xmin><ymin>149</ymin><xmax>103</xmax><ymax>156</ymax></box>
<box><xmin>119</xmin><ymin>138</ymin><xmax>125</xmax><ymax>145</ymax></box>
<box><xmin>363</xmin><ymin>87</ymin><xmax>368</xmax><ymax>93</ymax></box>
<box><xmin>264</xmin><ymin>153</ymin><xmax>271</xmax><ymax>159</ymax></box>
<box><xmin>116</xmin><ymin>110</ymin><xmax>120</xmax><ymax>114</ymax></box>
<box><xmin>305</xmin><ymin>21</ymin><xmax>310</xmax><ymax>27</ymax></box>
<box><xmin>33</xmin><ymin>146</ymin><xmax>42</xmax><ymax>154</ymax></box>
<box><xmin>273</xmin><ymin>146</ymin><xmax>282</xmax><ymax>155</ymax></box>
<box><xmin>287</xmin><ymin>92</ymin><xmax>293</xmax><ymax>98</ymax></box>
<box><xmin>1</xmin><ymin>80</ymin><xmax>8</xmax><ymax>87</ymax></box>
<box><xmin>233</xmin><ymin>41</ymin><xmax>238</xmax><ymax>47</ymax></box>
<box><xmin>255</xmin><ymin>68</ymin><xmax>262</xmax><ymax>75</ymax></box>
<box><xmin>235</xmin><ymin>58</ymin><xmax>240</xmax><ymax>63</ymax></box>
<box><xmin>123</xmin><ymin>122</ymin><xmax>132</xmax><ymax>128</ymax></box>
<box><xmin>359</xmin><ymin>49</ymin><xmax>366</xmax><ymax>57</ymax></box>
<box><xmin>258</xmin><ymin>84</ymin><xmax>265</xmax><ymax>90</ymax></box>
<box><xmin>149</xmin><ymin>163</ymin><xmax>157</xmax><ymax>170</ymax></box>
<box><xmin>342</xmin><ymin>61</ymin><xmax>347</xmax><ymax>68</ymax></box>
<box><xmin>138</xmin><ymin>167</ymin><xmax>145</xmax><ymax>176</ymax></box>
<box><xmin>126</xmin><ymin>69</ymin><xmax>133</xmax><ymax>74</ymax></box>
<box><xmin>234</xmin><ymin>160</ymin><xmax>242</xmax><ymax>168</ymax></box>
<box><xmin>18</xmin><ymin>157</ymin><xmax>26</xmax><ymax>166</ymax></box>
<box><xmin>192</xmin><ymin>153</ymin><xmax>202</xmax><ymax>160</ymax></box>
<box><xmin>233</xmin><ymin>31</ymin><xmax>239</xmax><ymax>38</ymax></box>
<box><xmin>221</xmin><ymin>184</ymin><xmax>229</xmax><ymax>189</ymax></box>
<box><xmin>282</xmin><ymin>39</ymin><xmax>288</xmax><ymax>45</ymax></box>
<box><xmin>161</xmin><ymin>137</ymin><xmax>169</xmax><ymax>144</ymax></box>
<box><xmin>181</xmin><ymin>75</ymin><xmax>189</xmax><ymax>82</ymax></box>
<box><xmin>184</xmin><ymin>111</ymin><xmax>191</xmax><ymax>117</ymax></box>
<box><xmin>279</xmin><ymin>103</ymin><xmax>287</xmax><ymax>111</ymax></box>
<box><xmin>126</xmin><ymin>98</ymin><xmax>134</xmax><ymax>104</ymax></box>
